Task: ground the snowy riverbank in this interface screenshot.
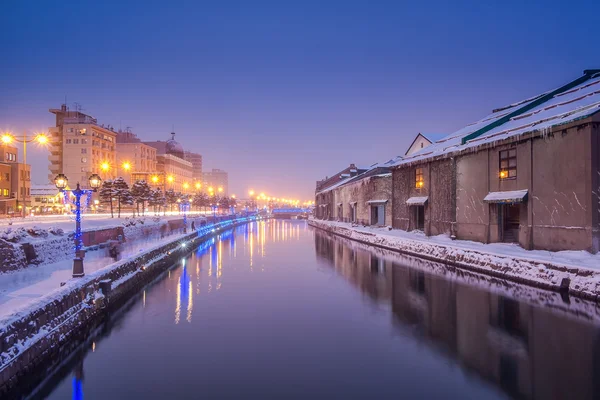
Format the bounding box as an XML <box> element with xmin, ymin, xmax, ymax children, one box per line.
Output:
<box><xmin>308</xmin><ymin>219</ymin><xmax>600</xmax><ymax>300</ymax></box>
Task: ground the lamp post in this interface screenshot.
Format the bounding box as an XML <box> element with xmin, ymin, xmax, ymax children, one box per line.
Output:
<box><xmin>54</xmin><ymin>173</ymin><xmax>102</xmax><ymax>278</ymax></box>
<box><xmin>1</xmin><ymin>131</ymin><xmax>50</xmax><ymax>217</ymax></box>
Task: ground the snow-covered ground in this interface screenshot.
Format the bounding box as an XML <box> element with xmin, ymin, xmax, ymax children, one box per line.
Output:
<box><xmin>0</xmin><ymin>211</ymin><xmax>209</xmax><ymax>232</ymax></box>
<box><xmin>0</xmin><ymin>228</ymin><xmax>187</xmax><ymax>320</ymax></box>
<box><xmin>309</xmin><ymin>219</ymin><xmax>600</xmax><ymax>298</ymax></box>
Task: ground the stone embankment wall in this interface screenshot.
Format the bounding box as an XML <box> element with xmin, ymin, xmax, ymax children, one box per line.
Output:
<box><xmin>0</xmin><ymin>217</ymin><xmax>258</xmax><ymax>397</ymax></box>
<box><xmin>308</xmin><ymin>219</ymin><xmax>600</xmax><ymax>301</ymax></box>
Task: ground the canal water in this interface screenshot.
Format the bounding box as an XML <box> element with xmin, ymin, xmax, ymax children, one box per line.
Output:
<box><xmin>27</xmin><ymin>220</ymin><xmax>600</xmax><ymax>399</ymax></box>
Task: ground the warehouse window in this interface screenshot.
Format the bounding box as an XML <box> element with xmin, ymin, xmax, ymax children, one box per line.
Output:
<box><xmin>415</xmin><ymin>168</ymin><xmax>424</xmax><ymax>188</ymax></box>
<box><xmin>499</xmin><ymin>149</ymin><xmax>517</xmax><ymax>179</ymax></box>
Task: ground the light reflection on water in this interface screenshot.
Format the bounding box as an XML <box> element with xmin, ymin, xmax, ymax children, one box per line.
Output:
<box><xmin>28</xmin><ymin>220</ymin><xmax>600</xmax><ymax>400</ymax></box>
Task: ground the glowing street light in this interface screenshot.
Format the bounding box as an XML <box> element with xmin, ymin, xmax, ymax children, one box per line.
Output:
<box><xmin>54</xmin><ymin>173</ymin><xmax>102</xmax><ymax>278</ymax></box>
<box><xmin>183</xmin><ymin>182</ymin><xmax>190</xmax><ymax>190</ymax></box>
<box><xmin>1</xmin><ymin>134</ymin><xmax>12</xmax><ymax>144</ymax></box>
<box><xmin>167</xmin><ymin>175</ymin><xmax>174</xmax><ymax>183</ymax></box>
<box><xmin>100</xmin><ymin>162</ymin><xmax>110</xmax><ymax>172</ymax></box>
<box><xmin>195</xmin><ymin>182</ymin><xmax>201</xmax><ymax>190</ymax></box>
<box><xmin>249</xmin><ymin>189</ymin><xmax>255</xmax><ymax>196</ymax></box>
<box><xmin>122</xmin><ymin>162</ymin><xmax>131</xmax><ymax>171</ymax></box>
<box><xmin>218</xmin><ymin>187</ymin><xmax>223</xmax><ymax>193</ymax></box>
<box><xmin>151</xmin><ymin>175</ymin><xmax>159</xmax><ymax>184</ymax></box>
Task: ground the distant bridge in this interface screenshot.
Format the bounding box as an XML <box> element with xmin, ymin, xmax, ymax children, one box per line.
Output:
<box><xmin>271</xmin><ymin>208</ymin><xmax>310</xmax><ymax>219</ymax></box>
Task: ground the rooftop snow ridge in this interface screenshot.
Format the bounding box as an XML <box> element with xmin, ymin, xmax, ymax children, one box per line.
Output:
<box><xmin>467</xmin><ymin>100</ymin><xmax>600</xmax><ymax>145</ymax></box>
<box><xmin>460</xmin><ymin>70</ymin><xmax>599</xmax><ymax>145</ymax></box>
<box><xmin>492</xmin><ymin>92</ymin><xmax>550</xmax><ymax>113</ymax></box>
<box><xmin>555</xmin><ymin>78</ymin><xmax>600</xmax><ymax>98</ymax></box>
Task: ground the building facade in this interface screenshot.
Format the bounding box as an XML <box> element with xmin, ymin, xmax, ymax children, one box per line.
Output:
<box><xmin>145</xmin><ymin>133</ymin><xmax>193</xmax><ymax>193</ymax></box>
<box><xmin>30</xmin><ymin>184</ymin><xmax>64</xmax><ymax>214</ymax></box>
<box><xmin>315</xmin><ymin>164</ymin><xmax>365</xmax><ymax>220</ymax></box>
<box><xmin>0</xmin><ymin>143</ymin><xmax>31</xmax><ymax>215</ymax></box>
<box><xmin>184</xmin><ymin>151</ymin><xmax>203</xmax><ymax>183</ymax></box>
<box><xmin>202</xmin><ymin>168</ymin><xmax>229</xmax><ymax>195</ymax></box>
<box><xmin>49</xmin><ymin>104</ymin><xmax>117</xmax><ymax>187</ymax></box>
<box><xmin>0</xmin><ymin>164</ymin><xmax>15</xmax><ymax>215</ymax></box>
<box><xmin>116</xmin><ymin>131</ymin><xmax>157</xmax><ymax>185</ymax></box>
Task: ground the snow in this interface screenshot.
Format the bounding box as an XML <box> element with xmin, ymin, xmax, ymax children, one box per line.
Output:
<box><xmin>0</xmin><ymin>228</ymin><xmax>187</xmax><ymax>318</ymax></box>
<box><xmin>309</xmin><ymin>219</ymin><xmax>600</xmax><ymax>298</ymax></box>
<box><xmin>0</xmin><ymin>216</ymin><xmax>257</xmax><ymax>326</ymax></box>
<box><xmin>406</xmin><ymin>196</ymin><xmax>429</xmax><ymax>205</ymax></box>
<box><xmin>483</xmin><ymin>189</ymin><xmax>528</xmax><ymax>203</ymax></box>
<box><xmin>366</xmin><ymin>199</ymin><xmax>388</xmax><ymax>204</ymax></box>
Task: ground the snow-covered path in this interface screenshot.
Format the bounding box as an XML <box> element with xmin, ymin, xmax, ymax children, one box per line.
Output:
<box><xmin>0</xmin><ymin>229</ymin><xmax>187</xmax><ymax>320</ymax></box>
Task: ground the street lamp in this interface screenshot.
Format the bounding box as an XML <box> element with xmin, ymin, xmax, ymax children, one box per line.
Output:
<box><xmin>54</xmin><ymin>173</ymin><xmax>102</xmax><ymax>278</ymax></box>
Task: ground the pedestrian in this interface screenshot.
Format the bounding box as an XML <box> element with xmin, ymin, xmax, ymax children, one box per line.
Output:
<box><xmin>191</xmin><ymin>220</ymin><xmax>196</xmax><ymax>231</ymax></box>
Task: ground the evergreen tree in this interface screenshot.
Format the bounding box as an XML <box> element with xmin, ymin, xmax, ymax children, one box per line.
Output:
<box><xmin>165</xmin><ymin>189</ymin><xmax>178</xmax><ymax>213</ymax></box>
<box><xmin>148</xmin><ymin>188</ymin><xmax>164</xmax><ymax>215</ymax></box>
<box><xmin>193</xmin><ymin>192</ymin><xmax>210</xmax><ymax>213</ymax></box>
<box><xmin>219</xmin><ymin>196</ymin><xmax>231</xmax><ymax>212</ymax></box>
<box><xmin>131</xmin><ymin>180</ymin><xmax>152</xmax><ymax>216</ymax></box>
<box><xmin>98</xmin><ymin>180</ymin><xmax>114</xmax><ymax>218</ymax></box>
<box><xmin>112</xmin><ymin>177</ymin><xmax>131</xmax><ymax>218</ymax></box>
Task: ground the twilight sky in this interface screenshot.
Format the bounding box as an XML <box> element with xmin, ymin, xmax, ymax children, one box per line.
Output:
<box><xmin>1</xmin><ymin>0</ymin><xmax>599</xmax><ymax>200</ymax></box>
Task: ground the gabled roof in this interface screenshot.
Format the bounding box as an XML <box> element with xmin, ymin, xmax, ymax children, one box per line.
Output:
<box><xmin>394</xmin><ymin>69</ymin><xmax>600</xmax><ymax>167</ymax></box>
<box><xmin>404</xmin><ymin>133</ymin><xmax>432</xmax><ymax>156</ymax></box>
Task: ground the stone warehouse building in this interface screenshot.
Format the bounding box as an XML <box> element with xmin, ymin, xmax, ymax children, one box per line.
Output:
<box><xmin>315</xmin><ymin>70</ymin><xmax>600</xmax><ymax>253</ymax></box>
<box><xmin>314</xmin><ymin>135</ymin><xmax>428</xmax><ymax>226</ymax></box>
<box><xmin>315</xmin><ymin>164</ymin><xmax>365</xmax><ymax>220</ymax></box>
<box><xmin>391</xmin><ymin>69</ymin><xmax>600</xmax><ymax>253</ymax></box>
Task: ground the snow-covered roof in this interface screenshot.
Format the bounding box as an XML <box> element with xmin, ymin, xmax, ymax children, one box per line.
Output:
<box><xmin>394</xmin><ymin>71</ymin><xmax>600</xmax><ymax>167</ymax></box>
<box><xmin>483</xmin><ymin>189</ymin><xmax>528</xmax><ymax>203</ymax></box>
<box><xmin>366</xmin><ymin>199</ymin><xmax>388</xmax><ymax>204</ymax></box>
<box><xmin>316</xmin><ymin>175</ymin><xmax>354</xmax><ymax>195</ymax></box>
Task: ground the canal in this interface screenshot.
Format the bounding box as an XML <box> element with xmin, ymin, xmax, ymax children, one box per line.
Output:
<box><xmin>25</xmin><ymin>220</ymin><xmax>600</xmax><ymax>399</ymax></box>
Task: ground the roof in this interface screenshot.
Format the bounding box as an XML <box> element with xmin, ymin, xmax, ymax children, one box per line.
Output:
<box><xmin>316</xmin><ymin>155</ymin><xmax>402</xmax><ymax>195</ymax></box>
<box><xmin>394</xmin><ymin>70</ymin><xmax>600</xmax><ymax>167</ymax></box>
<box><xmin>404</xmin><ymin>133</ymin><xmax>432</xmax><ymax>156</ymax></box>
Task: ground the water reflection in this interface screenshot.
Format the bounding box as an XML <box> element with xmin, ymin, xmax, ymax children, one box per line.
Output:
<box><xmin>25</xmin><ymin>220</ymin><xmax>600</xmax><ymax>400</ymax></box>
<box><xmin>316</xmin><ymin>231</ymin><xmax>600</xmax><ymax>400</ymax></box>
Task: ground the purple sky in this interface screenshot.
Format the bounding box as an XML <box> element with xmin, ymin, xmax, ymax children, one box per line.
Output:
<box><xmin>1</xmin><ymin>0</ymin><xmax>599</xmax><ymax>200</ymax></box>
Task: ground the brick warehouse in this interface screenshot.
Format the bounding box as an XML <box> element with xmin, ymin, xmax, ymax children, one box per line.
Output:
<box><xmin>391</xmin><ymin>69</ymin><xmax>600</xmax><ymax>253</ymax></box>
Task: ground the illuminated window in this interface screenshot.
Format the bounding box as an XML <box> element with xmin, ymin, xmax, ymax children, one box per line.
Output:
<box><xmin>499</xmin><ymin>149</ymin><xmax>517</xmax><ymax>179</ymax></box>
<box><xmin>415</xmin><ymin>168</ymin><xmax>424</xmax><ymax>188</ymax></box>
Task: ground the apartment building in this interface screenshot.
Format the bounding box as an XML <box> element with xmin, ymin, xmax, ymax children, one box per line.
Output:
<box><xmin>116</xmin><ymin>130</ymin><xmax>157</xmax><ymax>184</ymax></box>
<box><xmin>184</xmin><ymin>151</ymin><xmax>203</xmax><ymax>183</ymax></box>
<box><xmin>49</xmin><ymin>104</ymin><xmax>117</xmax><ymax>187</ymax></box>
<box><xmin>145</xmin><ymin>133</ymin><xmax>193</xmax><ymax>193</ymax></box>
